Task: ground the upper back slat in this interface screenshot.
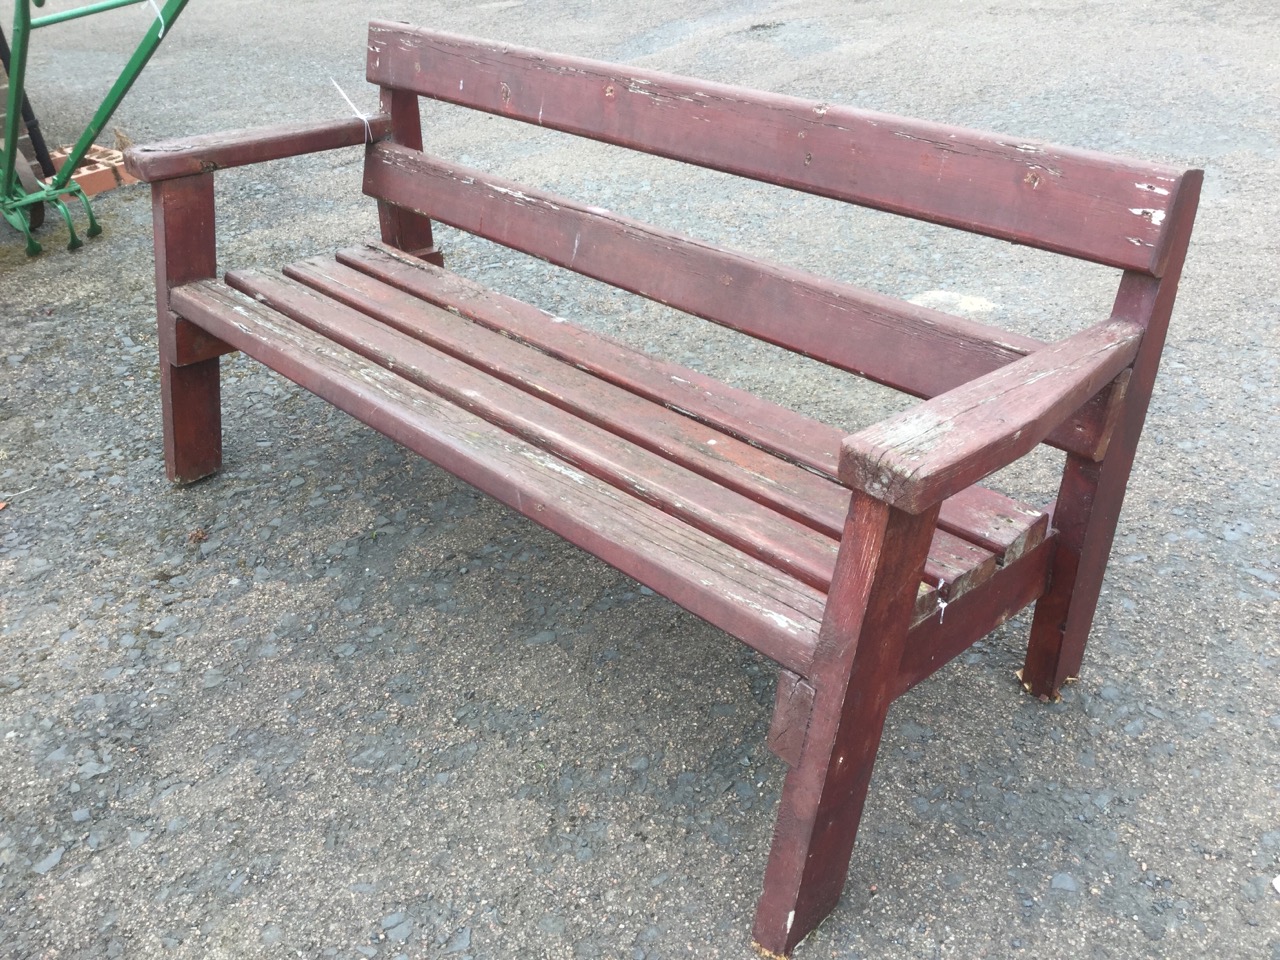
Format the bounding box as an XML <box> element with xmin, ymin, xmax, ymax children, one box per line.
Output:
<box><xmin>367</xmin><ymin>21</ymin><xmax>1194</xmax><ymax>276</ymax></box>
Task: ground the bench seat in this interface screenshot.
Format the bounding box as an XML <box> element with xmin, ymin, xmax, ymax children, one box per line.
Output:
<box><xmin>171</xmin><ymin>241</ymin><xmax>1049</xmax><ymax>681</ymax></box>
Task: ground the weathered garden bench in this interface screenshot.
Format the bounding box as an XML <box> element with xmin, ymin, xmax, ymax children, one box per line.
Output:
<box><xmin>124</xmin><ymin>21</ymin><xmax>1200</xmax><ymax>956</ymax></box>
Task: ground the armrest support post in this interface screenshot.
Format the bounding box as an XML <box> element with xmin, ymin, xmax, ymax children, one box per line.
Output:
<box><xmin>152</xmin><ymin>173</ymin><xmax>225</xmax><ymax>482</ymax></box>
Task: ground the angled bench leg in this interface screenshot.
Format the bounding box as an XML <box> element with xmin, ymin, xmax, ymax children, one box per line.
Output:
<box><xmin>152</xmin><ymin>173</ymin><xmax>229</xmax><ymax>483</ymax></box>
<box><xmin>376</xmin><ymin>87</ymin><xmax>444</xmax><ymax>266</ymax></box>
<box><xmin>1022</xmin><ymin>172</ymin><xmax>1202</xmax><ymax>700</ymax></box>
<box><xmin>753</xmin><ymin>492</ymin><xmax>939</xmax><ymax>956</ymax></box>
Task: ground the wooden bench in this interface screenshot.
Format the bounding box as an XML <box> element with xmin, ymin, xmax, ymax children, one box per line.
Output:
<box><xmin>124</xmin><ymin>21</ymin><xmax>1201</xmax><ymax>956</ymax></box>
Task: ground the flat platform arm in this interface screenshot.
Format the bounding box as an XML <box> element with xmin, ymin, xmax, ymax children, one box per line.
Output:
<box><xmin>840</xmin><ymin>319</ymin><xmax>1144</xmax><ymax>514</ymax></box>
<box><xmin>124</xmin><ymin>115</ymin><xmax>391</xmax><ymax>182</ymax></box>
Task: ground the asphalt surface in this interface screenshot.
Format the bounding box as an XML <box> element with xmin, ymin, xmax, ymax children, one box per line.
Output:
<box><xmin>2</xmin><ymin>1</ymin><xmax>1278</xmax><ymax>958</ymax></box>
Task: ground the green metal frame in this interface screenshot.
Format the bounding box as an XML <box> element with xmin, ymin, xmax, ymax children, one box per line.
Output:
<box><xmin>2</xmin><ymin>0</ymin><xmax>190</xmax><ymax>255</ymax></box>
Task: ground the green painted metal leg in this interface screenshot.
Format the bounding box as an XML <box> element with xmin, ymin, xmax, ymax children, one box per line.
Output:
<box><xmin>1</xmin><ymin>204</ymin><xmax>42</xmax><ymax>255</ymax></box>
<box><xmin>70</xmin><ymin>187</ymin><xmax>103</xmax><ymax>237</ymax></box>
<box><xmin>50</xmin><ymin>197</ymin><xmax>84</xmax><ymax>250</ymax></box>
<box><xmin>4</xmin><ymin>0</ymin><xmax>190</xmax><ymax>254</ymax></box>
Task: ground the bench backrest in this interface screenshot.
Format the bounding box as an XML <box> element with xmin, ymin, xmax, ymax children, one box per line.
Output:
<box><xmin>363</xmin><ymin>22</ymin><xmax>1199</xmax><ymax>456</ymax></box>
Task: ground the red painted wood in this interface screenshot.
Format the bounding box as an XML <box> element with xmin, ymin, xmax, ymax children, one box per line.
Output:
<box><xmin>768</xmin><ymin>671</ymin><xmax>815</xmax><ymax>768</ymax></box>
<box><xmin>278</xmin><ymin>256</ymin><xmax>1034</xmax><ymax>605</ymax></box>
<box><xmin>1022</xmin><ymin>170</ymin><xmax>1202</xmax><ymax>697</ymax></box>
<box><xmin>922</xmin><ymin>529</ymin><xmax>998</xmax><ymax>600</ymax></box>
<box><xmin>278</xmin><ymin>255</ymin><xmax>851</xmax><ymax>536</ymax></box>
<box><xmin>124</xmin><ymin>115</ymin><xmax>391</xmax><ymax>182</ymax></box>
<box><xmin>170</xmin><ymin>279</ymin><xmax>825</xmax><ymax>675</ymax></box>
<box><xmin>367</xmin><ymin>22</ymin><xmax>1188</xmax><ymax>274</ymax></box>
<box><xmin>841</xmin><ymin>319</ymin><xmax>1144</xmax><ymax>513</ymax></box>
<box><xmin>896</xmin><ymin>535</ymin><xmax>1055</xmax><ymax>696</ymax></box>
<box><xmin>754</xmin><ymin>493</ymin><xmax>940</xmax><ymax>954</ymax></box>
<box><xmin>224</xmin><ymin>268</ymin><xmax>843</xmax><ymax>590</ymax></box>
<box><xmin>376</xmin><ymin>88</ymin><xmax>442</xmax><ymax>263</ymax></box>
<box><xmin>339</xmin><ymin>242</ymin><xmax>1112</xmax><ymax>464</ymax></box>
<box><xmin>125</xmin><ymin>26</ymin><xmax>1203</xmax><ymax>951</ymax></box>
<box><xmin>339</xmin><ymin>243</ymin><xmax>852</xmax><ymax>470</ymax></box>
<box><xmin>363</xmin><ymin>142</ymin><xmax>1040</xmax><ymax>400</ymax></box>
<box><xmin>152</xmin><ymin>174</ymin><xmax>223</xmax><ymax>483</ymax></box>
<box><xmin>936</xmin><ymin>485</ymin><xmax>1049</xmax><ymax>564</ymax></box>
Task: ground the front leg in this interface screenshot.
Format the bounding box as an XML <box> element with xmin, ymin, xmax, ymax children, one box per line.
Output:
<box><xmin>753</xmin><ymin>492</ymin><xmax>939</xmax><ymax>956</ymax></box>
<box><xmin>152</xmin><ymin>173</ymin><xmax>229</xmax><ymax>483</ymax></box>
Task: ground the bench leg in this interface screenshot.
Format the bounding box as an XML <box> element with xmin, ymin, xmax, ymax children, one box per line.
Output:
<box><xmin>753</xmin><ymin>493</ymin><xmax>938</xmax><ymax>956</ymax></box>
<box><xmin>1021</xmin><ymin>174</ymin><xmax>1201</xmax><ymax>701</ymax></box>
<box><xmin>159</xmin><ymin>357</ymin><xmax>222</xmax><ymax>483</ymax></box>
<box><xmin>152</xmin><ymin>173</ymin><xmax>228</xmax><ymax>483</ymax></box>
<box><xmin>1021</xmin><ymin>453</ymin><xmax>1112</xmax><ymax>697</ymax></box>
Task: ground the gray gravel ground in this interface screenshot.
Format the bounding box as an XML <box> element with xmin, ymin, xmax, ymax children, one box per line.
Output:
<box><xmin>2</xmin><ymin>1</ymin><xmax>1278</xmax><ymax>958</ymax></box>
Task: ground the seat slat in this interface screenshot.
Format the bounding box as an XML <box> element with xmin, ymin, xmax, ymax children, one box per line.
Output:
<box><xmin>340</xmin><ymin>243</ymin><xmax>848</xmax><ymax>473</ymax></box>
<box><xmin>367</xmin><ymin>21</ymin><xmax>1188</xmax><ymax>275</ymax></box>
<box><xmin>924</xmin><ymin>530</ymin><xmax>998</xmax><ymax>600</ymax></box>
<box><xmin>270</xmin><ymin>258</ymin><xmax>1007</xmax><ymax>605</ymax></box>
<box><xmin>277</xmin><ymin>256</ymin><xmax>851</xmax><ymax>536</ymax></box>
<box><xmin>935</xmin><ymin>479</ymin><xmax>1049</xmax><ymax>564</ymax></box>
<box><xmin>226</xmin><ymin>269</ymin><xmax>842</xmax><ymax>590</ymax></box>
<box><xmin>338</xmin><ymin>244</ymin><xmax>1050</xmax><ymax>564</ymax></box>
<box><xmin>170</xmin><ymin>279</ymin><xmax>825</xmax><ymax>675</ymax></box>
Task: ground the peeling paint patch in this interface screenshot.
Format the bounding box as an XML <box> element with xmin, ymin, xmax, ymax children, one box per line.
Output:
<box><xmin>1129</xmin><ymin>207</ymin><xmax>1166</xmax><ymax>225</ymax></box>
<box><xmin>521</xmin><ymin>449</ymin><xmax>588</xmax><ymax>484</ymax></box>
<box><xmin>908</xmin><ymin>290</ymin><xmax>998</xmax><ymax>317</ymax></box>
<box><xmin>726</xmin><ymin>592</ymin><xmax>805</xmax><ymax>635</ymax></box>
<box><xmin>1135</xmin><ymin>182</ymin><xmax>1170</xmax><ymax>196</ymax></box>
<box><xmin>489</xmin><ymin>184</ymin><xmax>561</xmax><ymax>210</ymax></box>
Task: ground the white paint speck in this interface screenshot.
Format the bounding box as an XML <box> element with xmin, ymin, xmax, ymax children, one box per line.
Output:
<box><xmin>908</xmin><ymin>290</ymin><xmax>998</xmax><ymax>317</ymax></box>
<box><xmin>787</xmin><ymin>911</ymin><xmax>795</xmax><ymax>933</ymax></box>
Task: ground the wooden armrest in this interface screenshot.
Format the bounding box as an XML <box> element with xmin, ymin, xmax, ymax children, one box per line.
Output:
<box><xmin>840</xmin><ymin>318</ymin><xmax>1143</xmax><ymax>513</ymax></box>
<box><xmin>123</xmin><ymin>115</ymin><xmax>392</xmax><ymax>182</ymax></box>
